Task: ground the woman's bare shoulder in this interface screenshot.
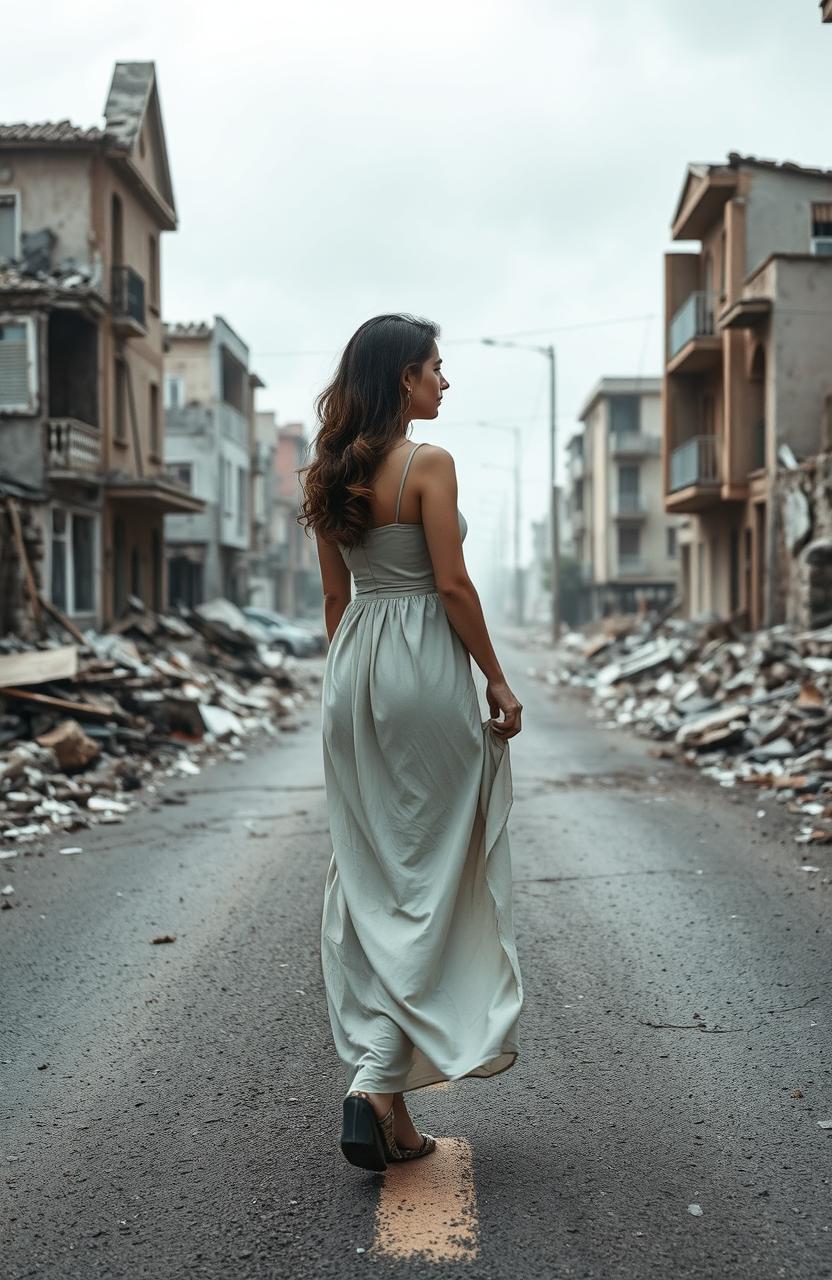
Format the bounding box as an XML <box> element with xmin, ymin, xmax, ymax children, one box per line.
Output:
<box><xmin>414</xmin><ymin>442</ymin><xmax>456</xmax><ymax>471</ymax></box>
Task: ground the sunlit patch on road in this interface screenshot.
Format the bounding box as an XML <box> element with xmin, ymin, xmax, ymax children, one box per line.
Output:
<box><xmin>369</xmin><ymin>1138</ymin><xmax>478</xmax><ymax>1262</ymax></box>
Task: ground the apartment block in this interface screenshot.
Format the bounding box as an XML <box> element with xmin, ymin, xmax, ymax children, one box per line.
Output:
<box><xmin>271</xmin><ymin>421</ymin><xmax>319</xmax><ymax>616</ymax></box>
<box><xmin>0</xmin><ymin>62</ymin><xmax>202</xmax><ymax>626</ymax></box>
<box><xmin>163</xmin><ymin>317</ymin><xmax>264</xmax><ymax>607</ymax></box>
<box><xmin>663</xmin><ymin>153</ymin><xmax>832</xmax><ymax>627</ymax></box>
<box><xmin>567</xmin><ymin>378</ymin><xmax>681</xmax><ymax>621</ymax></box>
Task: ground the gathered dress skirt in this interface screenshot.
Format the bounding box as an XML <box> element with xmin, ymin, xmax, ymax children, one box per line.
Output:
<box><xmin>320</xmin><ymin>583</ymin><xmax>524</xmax><ymax>1095</ymax></box>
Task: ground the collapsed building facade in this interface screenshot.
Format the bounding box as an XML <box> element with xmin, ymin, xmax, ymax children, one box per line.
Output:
<box><xmin>0</xmin><ymin>61</ymin><xmax>202</xmax><ymax>634</ymax></box>
<box><xmin>663</xmin><ymin>152</ymin><xmax>832</xmax><ymax>631</ymax></box>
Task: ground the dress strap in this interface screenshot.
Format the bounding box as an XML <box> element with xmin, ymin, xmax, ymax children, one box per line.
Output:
<box><xmin>394</xmin><ymin>442</ymin><xmax>425</xmax><ymax>521</ymax></box>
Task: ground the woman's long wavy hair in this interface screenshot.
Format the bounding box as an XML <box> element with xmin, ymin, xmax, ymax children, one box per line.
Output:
<box><xmin>298</xmin><ymin>313</ymin><xmax>439</xmax><ymax>548</ymax></box>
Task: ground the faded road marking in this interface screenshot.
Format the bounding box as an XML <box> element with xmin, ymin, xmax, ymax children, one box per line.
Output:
<box><xmin>370</xmin><ymin>1138</ymin><xmax>479</xmax><ymax>1262</ymax></box>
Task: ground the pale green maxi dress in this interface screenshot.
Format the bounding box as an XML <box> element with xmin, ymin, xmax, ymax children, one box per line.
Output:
<box><xmin>320</xmin><ymin>441</ymin><xmax>524</xmax><ymax>1095</ymax></box>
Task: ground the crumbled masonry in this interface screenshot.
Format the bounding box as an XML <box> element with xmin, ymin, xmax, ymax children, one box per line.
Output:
<box><xmin>527</xmin><ymin>609</ymin><xmax>832</xmax><ymax>847</ymax></box>
<box><xmin>0</xmin><ymin>599</ymin><xmax>321</xmax><ymax>863</ymax></box>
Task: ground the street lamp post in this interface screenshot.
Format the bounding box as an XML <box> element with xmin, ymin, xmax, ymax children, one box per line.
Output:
<box><xmin>482</xmin><ymin>338</ymin><xmax>560</xmax><ymax>643</ymax></box>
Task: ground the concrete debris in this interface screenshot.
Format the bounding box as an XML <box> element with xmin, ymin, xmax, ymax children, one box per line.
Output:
<box><xmin>529</xmin><ymin>611</ymin><xmax>832</xmax><ymax>846</ymax></box>
<box><xmin>0</xmin><ymin>601</ymin><xmax>322</xmax><ymax>857</ymax></box>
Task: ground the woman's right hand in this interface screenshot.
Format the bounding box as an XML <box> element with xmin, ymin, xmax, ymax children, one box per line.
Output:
<box><xmin>486</xmin><ymin>677</ymin><xmax>523</xmax><ymax>739</ymax></box>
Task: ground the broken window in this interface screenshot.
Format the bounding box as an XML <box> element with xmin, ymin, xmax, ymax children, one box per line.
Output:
<box><xmin>0</xmin><ymin>192</ymin><xmax>19</xmax><ymax>260</ymax></box>
<box><xmin>48</xmin><ymin>312</ymin><xmax>98</xmax><ymax>426</ymax></box>
<box><xmin>50</xmin><ymin>506</ymin><xmax>96</xmax><ymax>616</ymax></box>
<box><xmin>0</xmin><ymin>316</ymin><xmax>37</xmax><ymax>412</ymax></box>
<box><xmin>811</xmin><ymin>202</ymin><xmax>832</xmax><ymax>255</ymax></box>
<box><xmin>221</xmin><ymin>346</ymin><xmax>246</xmax><ymax>414</ymax></box>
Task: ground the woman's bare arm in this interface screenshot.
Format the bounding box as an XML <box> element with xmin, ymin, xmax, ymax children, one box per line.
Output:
<box><xmin>315</xmin><ymin>532</ymin><xmax>352</xmax><ymax>643</ymax></box>
<box><xmin>417</xmin><ymin>445</ymin><xmax>506</xmax><ymax>683</ymax></box>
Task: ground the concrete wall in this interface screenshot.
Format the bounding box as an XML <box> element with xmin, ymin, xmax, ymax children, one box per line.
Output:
<box><xmin>1</xmin><ymin>151</ymin><xmax>95</xmax><ymax>267</ymax></box>
<box><xmin>745</xmin><ymin>169</ymin><xmax>832</xmax><ymax>276</ymax></box>
<box><xmin>770</xmin><ymin>258</ymin><xmax>832</xmax><ymax>460</ymax></box>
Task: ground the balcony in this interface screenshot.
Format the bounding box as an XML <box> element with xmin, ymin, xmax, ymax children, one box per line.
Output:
<box><xmin>610</xmin><ymin>432</ymin><xmax>661</xmax><ymax>458</ymax></box>
<box><xmin>616</xmin><ymin>555</ymin><xmax>645</xmax><ymax>577</ymax></box>
<box><xmin>45</xmin><ymin>418</ymin><xmax>102</xmax><ymax>478</ymax></box>
<box><xmin>666</xmin><ymin>434</ymin><xmax>722</xmax><ymax>512</ymax></box>
<box><xmin>667</xmin><ymin>292</ymin><xmax>721</xmax><ymax>374</ymax></box>
<box><xmin>111</xmin><ymin>265</ymin><xmax>147</xmax><ymax>337</ymax></box>
<box><xmin>613</xmin><ymin>493</ymin><xmax>647</xmax><ymax>520</ymax></box>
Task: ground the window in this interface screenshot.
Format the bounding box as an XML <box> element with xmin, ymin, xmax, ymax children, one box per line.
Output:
<box><xmin>149</xmin><ymin>382</ymin><xmax>160</xmax><ymax>457</ymax></box>
<box><xmin>223</xmin><ymin>458</ymin><xmax>233</xmax><ymax>515</ymax></box>
<box><xmin>617</xmin><ymin>463</ymin><xmax>641</xmax><ymax>513</ymax></box>
<box><xmin>164</xmin><ymin>374</ymin><xmax>185</xmax><ymax>410</ymax></box>
<box><xmin>114</xmin><ymin>358</ymin><xmax>128</xmax><ymax>442</ymax></box>
<box><xmin>811</xmin><ymin>203</ymin><xmax>832</xmax><ymax>256</ymax></box>
<box><xmin>719</xmin><ymin>228</ymin><xmax>727</xmax><ymax>298</ymax></box>
<box><xmin>0</xmin><ymin>192</ymin><xmax>20</xmax><ymax>260</ymax></box>
<box><xmin>168</xmin><ymin>462</ymin><xmax>193</xmax><ymax>491</ymax></box>
<box><xmin>0</xmin><ymin>317</ymin><xmax>37</xmax><ymax>412</ymax></box>
<box><xmin>148</xmin><ymin>234</ymin><xmax>159</xmax><ymax>310</ymax></box>
<box><xmin>237</xmin><ymin>466</ymin><xmax>246</xmax><ymax>534</ymax></box>
<box><xmin>617</xmin><ymin>525</ymin><xmax>640</xmax><ymax>563</ymax></box>
<box><xmin>666</xmin><ymin>526</ymin><xmax>677</xmax><ymax>558</ymax></box>
<box><xmin>50</xmin><ymin>506</ymin><xmax>96</xmax><ymax>616</ymax></box>
<box><xmin>609</xmin><ymin>395</ymin><xmax>640</xmax><ymax>436</ymax></box>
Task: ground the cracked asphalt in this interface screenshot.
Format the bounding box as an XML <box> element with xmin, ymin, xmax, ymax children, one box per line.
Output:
<box><xmin>2</xmin><ymin>633</ymin><xmax>831</xmax><ymax>1279</ymax></box>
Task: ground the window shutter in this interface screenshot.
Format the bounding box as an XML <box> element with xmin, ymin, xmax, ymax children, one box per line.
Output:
<box><xmin>0</xmin><ymin>321</ymin><xmax>33</xmax><ymax>411</ymax></box>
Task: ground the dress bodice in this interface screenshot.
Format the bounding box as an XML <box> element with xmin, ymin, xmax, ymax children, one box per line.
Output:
<box><xmin>339</xmin><ymin>509</ymin><xmax>468</xmax><ymax>597</ymax></box>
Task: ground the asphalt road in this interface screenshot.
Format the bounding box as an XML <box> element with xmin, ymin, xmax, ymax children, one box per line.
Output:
<box><xmin>2</xmin><ymin>633</ymin><xmax>830</xmax><ymax>1280</ymax></box>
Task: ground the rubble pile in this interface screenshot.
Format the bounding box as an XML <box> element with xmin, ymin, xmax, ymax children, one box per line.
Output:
<box><xmin>534</xmin><ymin>612</ymin><xmax>832</xmax><ymax>846</ymax></box>
<box><xmin>0</xmin><ymin>599</ymin><xmax>321</xmax><ymax>872</ymax></box>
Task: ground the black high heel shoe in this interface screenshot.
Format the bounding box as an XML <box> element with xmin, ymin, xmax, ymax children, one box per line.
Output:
<box><xmin>340</xmin><ymin>1091</ymin><xmax>390</xmax><ymax>1171</ymax></box>
<box><xmin>341</xmin><ymin>1091</ymin><xmax>437</xmax><ymax>1170</ymax></box>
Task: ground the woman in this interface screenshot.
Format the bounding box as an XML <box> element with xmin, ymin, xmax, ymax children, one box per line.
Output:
<box><xmin>300</xmin><ymin>313</ymin><xmax>524</xmax><ymax>1173</ymax></box>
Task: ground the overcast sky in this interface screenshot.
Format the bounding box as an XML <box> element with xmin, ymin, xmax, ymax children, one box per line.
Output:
<box><xmin>4</xmin><ymin>0</ymin><xmax>830</xmax><ymax>579</ymax></box>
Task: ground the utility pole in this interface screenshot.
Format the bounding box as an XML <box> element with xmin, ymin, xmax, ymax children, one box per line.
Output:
<box><xmin>482</xmin><ymin>337</ymin><xmax>560</xmax><ymax>643</ymax></box>
<box><xmin>547</xmin><ymin>344</ymin><xmax>560</xmax><ymax>643</ymax></box>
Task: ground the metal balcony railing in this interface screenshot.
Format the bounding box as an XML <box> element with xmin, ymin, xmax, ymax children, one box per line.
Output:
<box><xmin>669</xmin><ymin>434</ymin><xmax>720</xmax><ymax>491</ymax></box>
<box><xmin>614</xmin><ymin>492</ymin><xmax>647</xmax><ymax>516</ymax></box>
<box><xmin>610</xmin><ymin>431</ymin><xmax>661</xmax><ymax>457</ymax></box>
<box><xmin>669</xmin><ymin>291</ymin><xmax>717</xmax><ymax>359</ymax></box>
<box><xmin>45</xmin><ymin>418</ymin><xmax>102</xmax><ymax>475</ymax></box>
<box><xmin>617</xmin><ymin>555</ymin><xmax>644</xmax><ymax>576</ymax></box>
<box><xmin>111</xmin><ymin>265</ymin><xmax>146</xmax><ymax>331</ymax></box>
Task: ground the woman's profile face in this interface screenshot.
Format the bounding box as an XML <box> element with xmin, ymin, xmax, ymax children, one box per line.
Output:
<box><xmin>406</xmin><ymin>343</ymin><xmax>450</xmax><ymax>420</ymax></box>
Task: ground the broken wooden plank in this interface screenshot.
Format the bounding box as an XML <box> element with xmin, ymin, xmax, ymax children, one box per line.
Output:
<box><xmin>5</xmin><ymin>497</ymin><xmax>41</xmax><ymax>626</ymax></box>
<box><xmin>0</xmin><ymin>686</ymin><xmax>122</xmax><ymax>721</ymax></box>
<box><xmin>38</xmin><ymin>594</ymin><xmax>87</xmax><ymax>646</ymax></box>
<box><xmin>0</xmin><ymin>645</ymin><xmax>78</xmax><ymax>688</ymax></box>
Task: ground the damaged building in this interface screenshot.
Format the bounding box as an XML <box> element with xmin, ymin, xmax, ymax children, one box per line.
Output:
<box><xmin>663</xmin><ymin>152</ymin><xmax>832</xmax><ymax>630</ymax></box>
<box><xmin>163</xmin><ymin>317</ymin><xmax>265</xmax><ymax>608</ymax></box>
<box><xmin>0</xmin><ymin>61</ymin><xmax>202</xmax><ymax>633</ymax></box>
<box><xmin>566</xmin><ymin>377</ymin><xmax>683</xmax><ymax>622</ymax></box>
